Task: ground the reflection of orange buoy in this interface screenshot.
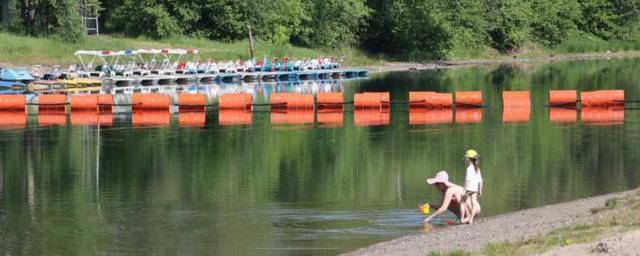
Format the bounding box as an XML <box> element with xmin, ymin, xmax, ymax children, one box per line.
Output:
<box><xmin>0</xmin><ymin>95</ymin><xmax>26</xmax><ymax>111</ymax></box>
<box><xmin>70</xmin><ymin>94</ymin><xmax>113</xmax><ymax>112</ymax></box>
<box><xmin>70</xmin><ymin>111</ymin><xmax>113</xmax><ymax>126</ymax></box>
<box><xmin>549</xmin><ymin>108</ymin><xmax>577</xmax><ymax>123</ymax></box>
<box><xmin>582</xmin><ymin>107</ymin><xmax>624</xmax><ymax>124</ymax></box>
<box><xmin>581</xmin><ymin>90</ymin><xmax>624</xmax><ymax>107</ymax></box>
<box><xmin>38</xmin><ymin>94</ymin><xmax>67</xmax><ymax>112</ymax></box>
<box><xmin>38</xmin><ymin>111</ymin><xmax>66</xmax><ymax>126</ymax></box>
<box><xmin>178</xmin><ymin>94</ymin><xmax>206</xmax><ymax>112</ymax></box>
<box><xmin>317</xmin><ymin>111</ymin><xmax>343</xmax><ymax>126</ymax></box>
<box><xmin>131</xmin><ymin>93</ymin><xmax>170</xmax><ymax>110</ymax></box>
<box><xmin>455</xmin><ymin>108</ymin><xmax>482</xmax><ymax>123</ymax></box>
<box><xmin>354</xmin><ymin>92</ymin><xmax>390</xmax><ymax>109</ymax></box>
<box><xmin>355</xmin><ymin>109</ymin><xmax>390</xmax><ymax>126</ymax></box>
<box><xmin>132</xmin><ymin>110</ymin><xmax>170</xmax><ymax>126</ymax></box>
<box><xmin>219</xmin><ymin>93</ymin><xmax>252</xmax><ymax>110</ymax></box>
<box><xmin>549</xmin><ymin>90</ymin><xmax>577</xmax><ymax>106</ymax></box>
<box><xmin>271</xmin><ymin>110</ymin><xmax>314</xmax><ymax>124</ymax></box>
<box><xmin>503</xmin><ymin>106</ymin><xmax>531</xmax><ymax>123</ymax></box>
<box><xmin>0</xmin><ymin>111</ymin><xmax>26</xmax><ymax>128</ymax></box>
<box><xmin>455</xmin><ymin>91</ymin><xmax>482</xmax><ymax>107</ymax></box>
<box><xmin>219</xmin><ymin>109</ymin><xmax>252</xmax><ymax>125</ymax></box>
<box><xmin>178</xmin><ymin>112</ymin><xmax>206</xmax><ymax>127</ymax></box>
<box><xmin>317</xmin><ymin>92</ymin><xmax>344</xmax><ymax>110</ymax></box>
<box><xmin>270</xmin><ymin>93</ymin><xmax>314</xmax><ymax>110</ymax></box>
<box><xmin>503</xmin><ymin>91</ymin><xmax>530</xmax><ymax>108</ymax></box>
<box><xmin>409</xmin><ymin>109</ymin><xmax>452</xmax><ymax>125</ymax></box>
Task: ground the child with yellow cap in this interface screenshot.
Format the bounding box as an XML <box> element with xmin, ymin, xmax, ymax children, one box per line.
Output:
<box><xmin>461</xmin><ymin>149</ymin><xmax>482</xmax><ymax>224</ymax></box>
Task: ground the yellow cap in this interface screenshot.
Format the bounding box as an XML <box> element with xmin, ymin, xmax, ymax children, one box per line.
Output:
<box><xmin>465</xmin><ymin>149</ymin><xmax>479</xmax><ymax>159</ymax></box>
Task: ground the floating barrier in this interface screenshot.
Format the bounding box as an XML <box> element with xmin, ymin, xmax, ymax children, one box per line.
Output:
<box><xmin>317</xmin><ymin>111</ymin><xmax>343</xmax><ymax>126</ymax></box>
<box><xmin>132</xmin><ymin>110</ymin><xmax>170</xmax><ymax>126</ymax></box>
<box><xmin>582</xmin><ymin>107</ymin><xmax>624</xmax><ymax>124</ymax></box>
<box><xmin>549</xmin><ymin>108</ymin><xmax>577</xmax><ymax>123</ymax></box>
<box><xmin>549</xmin><ymin>90</ymin><xmax>577</xmax><ymax>106</ymax></box>
<box><xmin>409</xmin><ymin>109</ymin><xmax>453</xmax><ymax>125</ymax></box>
<box><xmin>0</xmin><ymin>95</ymin><xmax>26</xmax><ymax>111</ymax></box>
<box><xmin>355</xmin><ymin>109</ymin><xmax>390</xmax><ymax>126</ymax></box>
<box><xmin>455</xmin><ymin>91</ymin><xmax>483</xmax><ymax>107</ymax></box>
<box><xmin>316</xmin><ymin>92</ymin><xmax>344</xmax><ymax>110</ymax></box>
<box><xmin>581</xmin><ymin>90</ymin><xmax>624</xmax><ymax>107</ymax></box>
<box><xmin>178</xmin><ymin>112</ymin><xmax>206</xmax><ymax>127</ymax></box>
<box><xmin>503</xmin><ymin>91</ymin><xmax>531</xmax><ymax>108</ymax></box>
<box><xmin>354</xmin><ymin>92</ymin><xmax>390</xmax><ymax>109</ymax></box>
<box><xmin>70</xmin><ymin>94</ymin><xmax>113</xmax><ymax>112</ymax></box>
<box><xmin>409</xmin><ymin>92</ymin><xmax>453</xmax><ymax>108</ymax></box>
<box><xmin>178</xmin><ymin>94</ymin><xmax>206</xmax><ymax>112</ymax></box>
<box><xmin>218</xmin><ymin>93</ymin><xmax>252</xmax><ymax>110</ymax></box>
<box><xmin>219</xmin><ymin>109</ymin><xmax>252</xmax><ymax>125</ymax></box>
<box><xmin>455</xmin><ymin>108</ymin><xmax>482</xmax><ymax>124</ymax></box>
<box><xmin>270</xmin><ymin>93</ymin><xmax>314</xmax><ymax>110</ymax></box>
<box><xmin>271</xmin><ymin>110</ymin><xmax>314</xmax><ymax>124</ymax></box>
<box><xmin>131</xmin><ymin>93</ymin><xmax>170</xmax><ymax>110</ymax></box>
<box><xmin>38</xmin><ymin>94</ymin><xmax>67</xmax><ymax>111</ymax></box>
<box><xmin>70</xmin><ymin>111</ymin><xmax>113</xmax><ymax>126</ymax></box>
<box><xmin>0</xmin><ymin>111</ymin><xmax>26</xmax><ymax>128</ymax></box>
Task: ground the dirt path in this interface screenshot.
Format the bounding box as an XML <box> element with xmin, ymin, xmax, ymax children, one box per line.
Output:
<box><xmin>344</xmin><ymin>189</ymin><xmax>637</xmax><ymax>256</ymax></box>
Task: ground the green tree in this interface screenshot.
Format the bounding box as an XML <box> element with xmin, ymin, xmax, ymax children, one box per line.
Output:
<box><xmin>484</xmin><ymin>0</ymin><xmax>534</xmax><ymax>52</ymax></box>
<box><xmin>7</xmin><ymin>0</ymin><xmax>86</xmax><ymax>42</ymax></box>
<box><xmin>295</xmin><ymin>0</ymin><xmax>369</xmax><ymax>48</ymax></box>
<box><xmin>531</xmin><ymin>0</ymin><xmax>581</xmax><ymax>45</ymax></box>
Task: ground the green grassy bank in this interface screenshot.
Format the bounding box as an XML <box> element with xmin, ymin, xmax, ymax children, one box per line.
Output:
<box><xmin>1</xmin><ymin>32</ymin><xmax>640</xmax><ymax>68</ymax></box>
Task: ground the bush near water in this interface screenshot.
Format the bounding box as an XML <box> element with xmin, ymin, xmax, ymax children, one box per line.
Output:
<box><xmin>2</xmin><ymin>0</ymin><xmax>640</xmax><ymax>61</ymax></box>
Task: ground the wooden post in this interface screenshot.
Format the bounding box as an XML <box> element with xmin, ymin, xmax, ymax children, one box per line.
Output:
<box><xmin>247</xmin><ymin>25</ymin><xmax>255</xmax><ymax>60</ymax></box>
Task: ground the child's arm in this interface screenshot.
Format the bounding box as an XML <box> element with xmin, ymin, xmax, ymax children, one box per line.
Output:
<box><xmin>478</xmin><ymin>182</ymin><xmax>483</xmax><ymax>196</ymax></box>
<box><xmin>424</xmin><ymin>189</ymin><xmax>454</xmax><ymax>223</ymax></box>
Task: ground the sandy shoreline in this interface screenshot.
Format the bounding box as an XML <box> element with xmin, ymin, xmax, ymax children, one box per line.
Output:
<box><xmin>344</xmin><ymin>188</ymin><xmax>638</xmax><ymax>256</ymax></box>
<box><xmin>365</xmin><ymin>51</ymin><xmax>640</xmax><ymax>73</ymax></box>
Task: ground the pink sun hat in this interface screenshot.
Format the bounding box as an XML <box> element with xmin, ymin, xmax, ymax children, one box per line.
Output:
<box><xmin>426</xmin><ymin>171</ymin><xmax>452</xmax><ymax>187</ymax></box>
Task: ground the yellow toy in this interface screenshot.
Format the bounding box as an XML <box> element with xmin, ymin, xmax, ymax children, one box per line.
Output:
<box><xmin>418</xmin><ymin>203</ymin><xmax>430</xmax><ymax>215</ymax></box>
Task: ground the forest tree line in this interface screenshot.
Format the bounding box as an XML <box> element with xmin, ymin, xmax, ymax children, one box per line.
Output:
<box><xmin>3</xmin><ymin>0</ymin><xmax>640</xmax><ymax>60</ymax></box>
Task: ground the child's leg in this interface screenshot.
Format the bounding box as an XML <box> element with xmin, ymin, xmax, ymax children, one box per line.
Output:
<box><xmin>469</xmin><ymin>193</ymin><xmax>481</xmax><ymax>223</ymax></box>
<box><xmin>459</xmin><ymin>194</ymin><xmax>469</xmax><ymax>223</ymax></box>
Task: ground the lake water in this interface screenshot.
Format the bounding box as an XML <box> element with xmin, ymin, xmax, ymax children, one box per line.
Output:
<box><xmin>1</xmin><ymin>58</ymin><xmax>640</xmax><ymax>255</ymax></box>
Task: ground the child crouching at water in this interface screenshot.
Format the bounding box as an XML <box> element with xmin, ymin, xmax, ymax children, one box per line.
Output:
<box><xmin>461</xmin><ymin>149</ymin><xmax>482</xmax><ymax>224</ymax></box>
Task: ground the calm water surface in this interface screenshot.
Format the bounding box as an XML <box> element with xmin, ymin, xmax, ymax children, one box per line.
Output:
<box><xmin>1</xmin><ymin>59</ymin><xmax>640</xmax><ymax>255</ymax></box>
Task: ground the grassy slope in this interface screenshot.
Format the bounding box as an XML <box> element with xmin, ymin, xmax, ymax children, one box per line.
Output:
<box><xmin>0</xmin><ymin>33</ymin><xmax>380</xmax><ymax>67</ymax></box>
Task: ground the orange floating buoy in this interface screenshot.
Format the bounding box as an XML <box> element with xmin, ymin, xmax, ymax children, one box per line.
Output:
<box><xmin>219</xmin><ymin>93</ymin><xmax>252</xmax><ymax>110</ymax></box>
<box><xmin>219</xmin><ymin>109</ymin><xmax>252</xmax><ymax>125</ymax></box>
<box><xmin>355</xmin><ymin>109</ymin><xmax>390</xmax><ymax>126</ymax></box>
<box><xmin>581</xmin><ymin>90</ymin><xmax>624</xmax><ymax>107</ymax></box>
<box><xmin>582</xmin><ymin>107</ymin><xmax>624</xmax><ymax>124</ymax></box>
<box><xmin>503</xmin><ymin>91</ymin><xmax>530</xmax><ymax>108</ymax></box>
<box><xmin>0</xmin><ymin>111</ymin><xmax>26</xmax><ymax>128</ymax></box>
<box><xmin>178</xmin><ymin>93</ymin><xmax>206</xmax><ymax>112</ymax></box>
<box><xmin>271</xmin><ymin>110</ymin><xmax>314</xmax><ymax>124</ymax></box>
<box><xmin>132</xmin><ymin>110</ymin><xmax>170</xmax><ymax>126</ymax></box>
<box><xmin>0</xmin><ymin>95</ymin><xmax>26</xmax><ymax>111</ymax></box>
<box><xmin>271</xmin><ymin>93</ymin><xmax>314</xmax><ymax>110</ymax></box>
<box><xmin>131</xmin><ymin>93</ymin><xmax>170</xmax><ymax>111</ymax></box>
<box><xmin>455</xmin><ymin>91</ymin><xmax>483</xmax><ymax>107</ymax></box>
<box><xmin>179</xmin><ymin>112</ymin><xmax>206</xmax><ymax>127</ymax></box>
<box><xmin>38</xmin><ymin>112</ymin><xmax>66</xmax><ymax>126</ymax></box>
<box><xmin>503</xmin><ymin>106</ymin><xmax>531</xmax><ymax>123</ymax></box>
<box><xmin>409</xmin><ymin>109</ymin><xmax>453</xmax><ymax>125</ymax></box>
<box><xmin>317</xmin><ymin>111</ymin><xmax>343</xmax><ymax>127</ymax></box>
<box><xmin>455</xmin><ymin>108</ymin><xmax>482</xmax><ymax>124</ymax></box>
<box><xmin>549</xmin><ymin>108</ymin><xmax>577</xmax><ymax>123</ymax></box>
<box><xmin>38</xmin><ymin>94</ymin><xmax>67</xmax><ymax>112</ymax></box>
<box><xmin>70</xmin><ymin>111</ymin><xmax>113</xmax><ymax>126</ymax></box>
<box><xmin>354</xmin><ymin>92</ymin><xmax>390</xmax><ymax>109</ymax></box>
<box><xmin>409</xmin><ymin>92</ymin><xmax>453</xmax><ymax>108</ymax></box>
<box><xmin>317</xmin><ymin>92</ymin><xmax>344</xmax><ymax>110</ymax></box>
<box><xmin>70</xmin><ymin>94</ymin><xmax>114</xmax><ymax>112</ymax></box>
<box><xmin>549</xmin><ymin>90</ymin><xmax>577</xmax><ymax>106</ymax></box>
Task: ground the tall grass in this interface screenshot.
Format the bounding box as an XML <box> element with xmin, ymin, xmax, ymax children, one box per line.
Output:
<box><xmin>551</xmin><ymin>34</ymin><xmax>640</xmax><ymax>53</ymax></box>
<box><xmin>0</xmin><ymin>33</ymin><xmax>380</xmax><ymax>67</ymax></box>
